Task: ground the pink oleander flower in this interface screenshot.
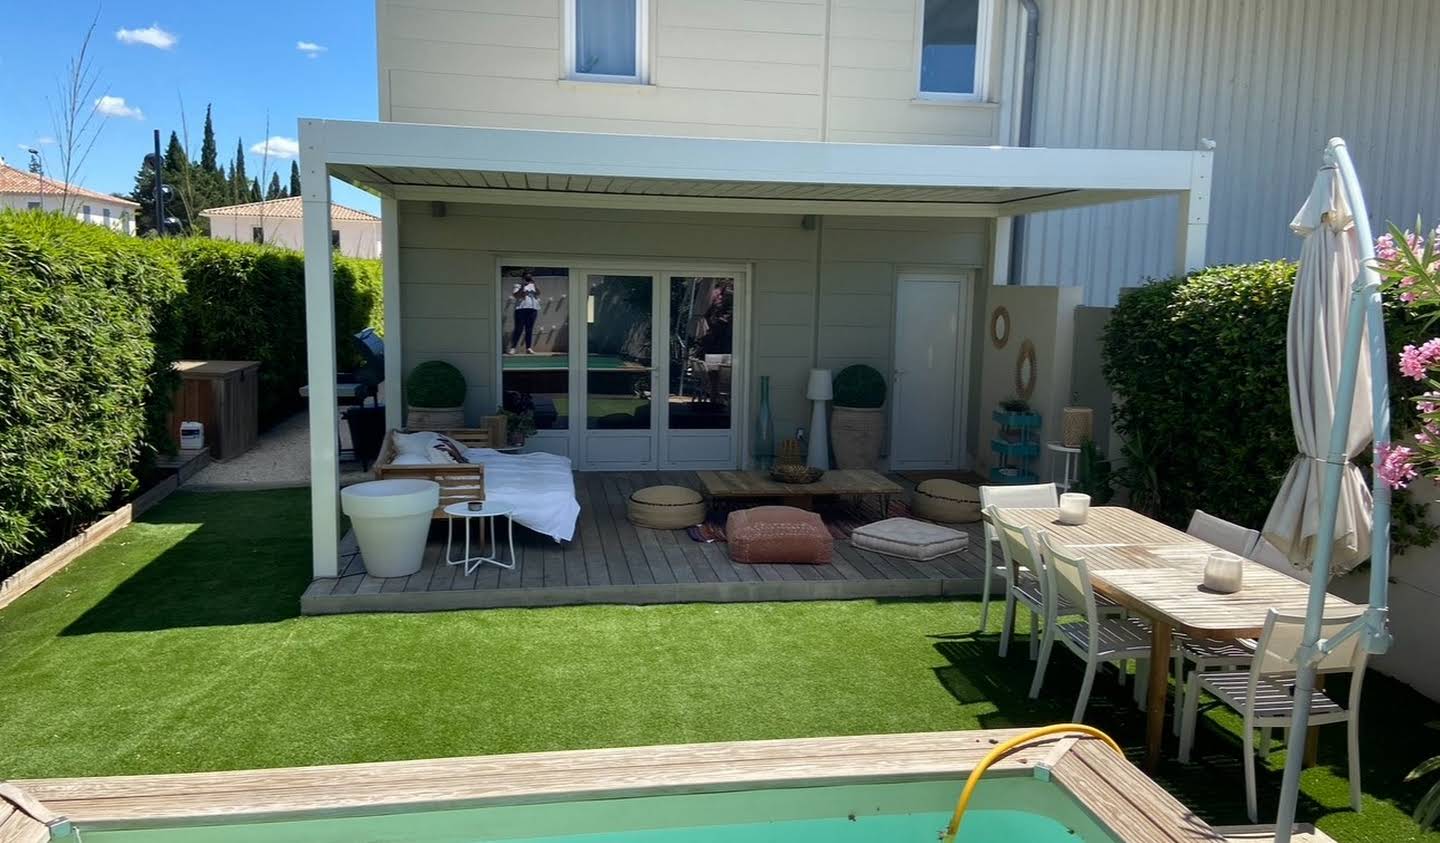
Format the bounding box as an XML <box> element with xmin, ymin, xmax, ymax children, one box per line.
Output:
<box><xmin>1399</xmin><ymin>338</ymin><xmax>1440</xmax><ymax>380</ymax></box>
<box><xmin>1378</xmin><ymin>443</ymin><xmax>1419</xmax><ymax>490</ymax></box>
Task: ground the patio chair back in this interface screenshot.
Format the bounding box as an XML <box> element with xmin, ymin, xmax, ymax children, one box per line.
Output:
<box><xmin>979</xmin><ymin>483</ymin><xmax>1059</xmax><ymax>545</ymax></box>
<box><xmin>1037</xmin><ymin>532</ymin><xmax>1100</xmax><ymax>632</ymax></box>
<box><xmin>1248</xmin><ymin>538</ymin><xmax>1311</xmax><ymax>583</ymax></box>
<box><xmin>1187</xmin><ymin>509</ymin><xmax>1261</xmax><ymax>557</ymax></box>
<box><xmin>984</xmin><ymin>505</ymin><xmax>1044</xmax><ymax>585</ymax></box>
<box><xmin>1251</xmin><ymin>608</ymin><xmax>1367</xmax><ymax>679</ymax></box>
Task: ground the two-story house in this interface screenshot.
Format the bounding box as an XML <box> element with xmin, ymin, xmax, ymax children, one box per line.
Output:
<box><xmin>297</xmin><ymin>0</ymin><xmax>1435</xmax><ymax>577</ymax></box>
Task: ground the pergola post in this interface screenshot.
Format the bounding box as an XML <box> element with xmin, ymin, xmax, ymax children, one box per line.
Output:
<box><xmin>1175</xmin><ymin>146</ymin><xmax>1214</xmax><ymax>274</ymax></box>
<box><xmin>380</xmin><ymin>197</ymin><xmax>402</xmax><ymax>432</ymax></box>
<box><xmin>300</xmin><ymin>120</ymin><xmax>340</xmax><ymax>579</ymax></box>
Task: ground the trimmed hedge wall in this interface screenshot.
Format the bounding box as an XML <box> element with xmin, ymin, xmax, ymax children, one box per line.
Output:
<box><xmin>161</xmin><ymin>240</ymin><xmax>382</xmax><ymax>429</ymax></box>
<box><xmin>1104</xmin><ymin>261</ymin><xmax>1431</xmax><ymax>540</ymax></box>
<box><xmin>0</xmin><ymin>211</ymin><xmax>184</xmax><ymax>569</ymax></box>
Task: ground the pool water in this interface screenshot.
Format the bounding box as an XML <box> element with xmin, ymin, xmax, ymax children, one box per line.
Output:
<box><xmin>81</xmin><ymin>777</ymin><xmax>1114</xmax><ymax>843</ymax></box>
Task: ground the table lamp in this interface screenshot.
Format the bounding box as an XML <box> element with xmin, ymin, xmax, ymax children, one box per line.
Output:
<box><xmin>806</xmin><ymin>369</ymin><xmax>833</xmax><ymax>470</ymax></box>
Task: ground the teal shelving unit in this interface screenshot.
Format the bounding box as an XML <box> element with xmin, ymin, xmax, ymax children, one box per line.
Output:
<box><xmin>989</xmin><ymin>409</ymin><xmax>1041</xmax><ymax>485</ymax></box>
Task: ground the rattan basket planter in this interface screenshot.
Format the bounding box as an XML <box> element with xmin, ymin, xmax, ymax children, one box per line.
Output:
<box><xmin>1062</xmin><ymin>406</ymin><xmax>1094</xmax><ymax>448</ymax></box>
<box><xmin>406</xmin><ymin>406</ymin><xmax>466</xmax><ymax>429</ymax></box>
<box><xmin>830</xmin><ymin>406</ymin><xmax>885</xmax><ymax>469</ymax></box>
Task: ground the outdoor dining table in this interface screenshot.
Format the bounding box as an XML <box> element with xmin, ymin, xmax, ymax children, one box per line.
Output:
<box><xmin>1002</xmin><ymin>506</ymin><xmax>1361</xmax><ymax>770</ymax></box>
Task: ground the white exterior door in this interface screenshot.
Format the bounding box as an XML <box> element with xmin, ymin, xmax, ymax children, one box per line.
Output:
<box><xmin>889</xmin><ymin>273</ymin><xmax>972</xmax><ymax>470</ymax></box>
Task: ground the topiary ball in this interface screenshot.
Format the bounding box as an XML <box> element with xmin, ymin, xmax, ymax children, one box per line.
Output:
<box><xmin>406</xmin><ymin>361</ymin><xmax>467</xmax><ymax>408</ymax></box>
<box><xmin>832</xmin><ymin>364</ymin><xmax>886</xmax><ymax>408</ymax></box>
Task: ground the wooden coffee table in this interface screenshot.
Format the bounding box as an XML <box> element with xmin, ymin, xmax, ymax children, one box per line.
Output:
<box><xmin>696</xmin><ymin>469</ymin><xmax>903</xmax><ymax>512</ymax></box>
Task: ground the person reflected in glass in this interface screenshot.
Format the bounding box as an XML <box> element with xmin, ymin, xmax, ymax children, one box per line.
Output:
<box><xmin>508</xmin><ymin>272</ymin><xmax>539</xmax><ymax>355</ymax></box>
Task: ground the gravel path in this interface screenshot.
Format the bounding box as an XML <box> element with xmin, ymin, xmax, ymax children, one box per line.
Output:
<box><xmin>187</xmin><ymin>411</ymin><xmax>373</xmax><ymax>490</ymax></box>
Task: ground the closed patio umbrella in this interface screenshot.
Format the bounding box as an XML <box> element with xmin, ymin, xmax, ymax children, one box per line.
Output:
<box><xmin>1261</xmin><ymin>164</ymin><xmax>1372</xmax><ymax>575</ymax></box>
<box><xmin>1268</xmin><ymin>138</ymin><xmax>1393</xmax><ymax>843</ymax></box>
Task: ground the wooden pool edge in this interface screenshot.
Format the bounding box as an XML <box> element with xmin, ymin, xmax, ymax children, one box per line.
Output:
<box><xmin>10</xmin><ymin>729</ymin><xmax>1224</xmax><ymax>841</ymax></box>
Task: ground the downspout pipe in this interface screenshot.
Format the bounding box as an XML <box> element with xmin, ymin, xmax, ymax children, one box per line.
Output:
<box><xmin>1007</xmin><ymin>0</ymin><xmax>1040</xmax><ymax>285</ymax></box>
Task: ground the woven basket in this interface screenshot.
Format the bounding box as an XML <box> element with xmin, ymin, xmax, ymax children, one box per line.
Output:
<box><xmin>1062</xmin><ymin>407</ymin><xmax>1094</xmax><ymax>448</ymax></box>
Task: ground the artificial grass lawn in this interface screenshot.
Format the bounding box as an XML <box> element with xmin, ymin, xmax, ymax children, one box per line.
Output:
<box><xmin>2</xmin><ymin>489</ymin><xmax>1439</xmax><ymax>842</ymax></box>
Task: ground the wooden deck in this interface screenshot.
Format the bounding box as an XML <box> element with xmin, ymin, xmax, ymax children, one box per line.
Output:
<box><xmin>14</xmin><ymin>730</ymin><xmax>1223</xmax><ymax>841</ymax></box>
<box><xmin>302</xmin><ymin>471</ymin><xmax>990</xmax><ymax>614</ymax></box>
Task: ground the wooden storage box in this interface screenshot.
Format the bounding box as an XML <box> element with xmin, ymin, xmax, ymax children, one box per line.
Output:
<box><xmin>169</xmin><ymin>361</ymin><xmax>260</xmax><ymax>461</ymax></box>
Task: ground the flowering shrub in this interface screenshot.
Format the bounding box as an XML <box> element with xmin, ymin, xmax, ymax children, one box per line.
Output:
<box><xmin>1375</xmin><ymin>223</ymin><xmax>1440</xmax><ymax>490</ymax></box>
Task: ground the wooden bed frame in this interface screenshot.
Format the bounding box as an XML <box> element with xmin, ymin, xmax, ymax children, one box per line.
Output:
<box><xmin>373</xmin><ymin>418</ymin><xmax>506</xmax><ymax>518</ymax></box>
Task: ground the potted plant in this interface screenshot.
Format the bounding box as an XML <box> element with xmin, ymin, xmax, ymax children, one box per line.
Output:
<box><xmin>499</xmin><ymin>406</ymin><xmax>536</xmax><ymax>447</ymax></box>
<box><xmin>405</xmin><ymin>361</ymin><xmax>467</xmax><ymax>429</ymax></box>
<box><xmin>830</xmin><ymin>364</ymin><xmax>887</xmax><ymax>469</ymax></box>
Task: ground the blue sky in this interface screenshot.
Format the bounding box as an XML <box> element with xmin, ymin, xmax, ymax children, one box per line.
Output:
<box><xmin>0</xmin><ymin>3</ymin><xmax>380</xmax><ymax>213</ymax></box>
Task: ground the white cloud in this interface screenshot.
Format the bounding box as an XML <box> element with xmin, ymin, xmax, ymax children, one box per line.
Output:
<box><xmin>115</xmin><ymin>24</ymin><xmax>177</xmax><ymax>50</ymax></box>
<box><xmin>250</xmin><ymin>136</ymin><xmax>301</xmax><ymax>160</ymax></box>
<box><xmin>95</xmin><ymin>96</ymin><xmax>144</xmax><ymax>120</ymax></box>
<box><xmin>296</xmin><ymin>41</ymin><xmax>327</xmax><ymax>58</ymax></box>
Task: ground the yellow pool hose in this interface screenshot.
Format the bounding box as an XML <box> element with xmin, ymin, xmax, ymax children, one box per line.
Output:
<box><xmin>941</xmin><ymin>724</ymin><xmax>1122</xmax><ymax>843</ymax></box>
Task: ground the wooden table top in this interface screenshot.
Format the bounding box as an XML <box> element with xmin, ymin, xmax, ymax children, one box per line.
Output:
<box><xmin>999</xmin><ymin>506</ymin><xmax>1198</xmax><ymax>548</ymax></box>
<box><xmin>996</xmin><ymin>506</ymin><xmax>1359</xmax><ymax>639</ymax></box>
<box><xmin>696</xmin><ymin>469</ymin><xmax>903</xmax><ymax>497</ymax></box>
<box><xmin>1092</xmin><ymin>554</ymin><xmax>1359</xmax><ymax>638</ymax></box>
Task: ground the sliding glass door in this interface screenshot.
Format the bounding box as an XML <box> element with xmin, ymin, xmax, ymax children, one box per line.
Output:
<box><xmin>500</xmin><ymin>263</ymin><xmax>744</xmax><ymax>470</ymax></box>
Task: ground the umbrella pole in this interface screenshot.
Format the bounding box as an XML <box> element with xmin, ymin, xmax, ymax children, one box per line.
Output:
<box><xmin>1273</xmin><ymin>137</ymin><xmax>1392</xmax><ymax>843</ymax></box>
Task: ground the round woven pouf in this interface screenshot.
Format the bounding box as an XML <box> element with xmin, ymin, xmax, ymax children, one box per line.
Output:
<box><xmin>912</xmin><ymin>479</ymin><xmax>982</xmax><ymax>524</ymax></box>
<box><xmin>627</xmin><ymin>485</ymin><xmax>707</xmax><ymax>529</ymax></box>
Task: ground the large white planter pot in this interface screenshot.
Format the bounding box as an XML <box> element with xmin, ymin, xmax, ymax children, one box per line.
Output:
<box><xmin>341</xmin><ymin>479</ymin><xmax>439</xmax><ymax>578</ymax></box>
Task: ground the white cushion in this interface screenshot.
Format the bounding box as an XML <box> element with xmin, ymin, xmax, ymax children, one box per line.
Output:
<box><xmin>393</xmin><ymin>431</ymin><xmax>461</xmax><ymax>464</ymax></box>
<box><xmin>851</xmin><ymin>517</ymin><xmax>968</xmax><ymax>561</ymax></box>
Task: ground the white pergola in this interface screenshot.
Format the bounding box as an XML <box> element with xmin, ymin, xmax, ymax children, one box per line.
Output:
<box><xmin>299</xmin><ymin>117</ymin><xmax>1213</xmax><ymax>577</ymax></box>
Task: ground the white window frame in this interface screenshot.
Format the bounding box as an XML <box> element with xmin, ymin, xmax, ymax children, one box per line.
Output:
<box><xmin>563</xmin><ymin>0</ymin><xmax>649</xmax><ymax>84</ymax></box>
<box><xmin>914</xmin><ymin>0</ymin><xmax>993</xmax><ymax>102</ymax></box>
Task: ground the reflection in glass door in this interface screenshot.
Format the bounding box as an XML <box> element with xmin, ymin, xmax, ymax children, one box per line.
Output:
<box><xmin>581</xmin><ymin>274</ymin><xmax>656</xmax><ymax>468</ymax></box>
<box><xmin>664</xmin><ymin>275</ymin><xmax>738</xmax><ymax>467</ymax></box>
<box><xmin>500</xmin><ymin>266</ymin><xmax>570</xmax><ymax>433</ymax></box>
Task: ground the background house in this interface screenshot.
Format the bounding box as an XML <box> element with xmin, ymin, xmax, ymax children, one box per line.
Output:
<box><xmin>202</xmin><ymin>196</ymin><xmax>381</xmax><ymax>258</ymax></box>
<box><xmin>0</xmin><ymin>160</ymin><xmax>138</xmax><ymax>234</ymax></box>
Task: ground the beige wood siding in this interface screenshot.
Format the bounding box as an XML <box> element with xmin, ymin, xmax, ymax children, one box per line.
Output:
<box><xmin>395</xmin><ymin>202</ymin><xmax>990</xmax><ymax>452</ymax></box>
<box><xmin>377</xmin><ymin>0</ymin><xmax>1003</xmax><ymax>145</ymax></box>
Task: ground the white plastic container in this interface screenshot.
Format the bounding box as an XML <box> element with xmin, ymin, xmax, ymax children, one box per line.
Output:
<box><xmin>179</xmin><ymin>421</ymin><xmax>204</xmax><ymax>450</ymax></box>
<box><xmin>340</xmin><ymin>479</ymin><xmax>440</xmax><ymax>578</ymax></box>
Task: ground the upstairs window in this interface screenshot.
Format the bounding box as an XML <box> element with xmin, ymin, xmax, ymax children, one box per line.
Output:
<box><xmin>918</xmin><ymin>0</ymin><xmax>989</xmax><ymax>99</ymax></box>
<box><xmin>567</xmin><ymin>0</ymin><xmax>647</xmax><ymax>82</ymax></box>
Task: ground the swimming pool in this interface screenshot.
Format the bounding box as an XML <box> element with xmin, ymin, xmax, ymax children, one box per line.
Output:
<box><xmin>10</xmin><ymin>730</ymin><xmax>1210</xmax><ymax>843</ymax></box>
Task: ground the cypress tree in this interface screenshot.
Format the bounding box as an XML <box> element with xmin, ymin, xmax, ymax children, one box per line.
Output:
<box><xmin>266</xmin><ymin>172</ymin><xmax>283</xmax><ymax>200</ymax></box>
<box><xmin>232</xmin><ymin>139</ymin><xmax>248</xmax><ymax>201</ymax></box>
<box><xmin>163</xmin><ymin>131</ymin><xmax>188</xmax><ymax>170</ymax></box>
<box><xmin>200</xmin><ymin>104</ymin><xmax>219</xmax><ymax>173</ymax></box>
<box><xmin>289</xmin><ymin>161</ymin><xmax>302</xmax><ymax>196</ymax></box>
<box><xmin>249</xmin><ymin>177</ymin><xmax>262</xmax><ymax>202</ymax></box>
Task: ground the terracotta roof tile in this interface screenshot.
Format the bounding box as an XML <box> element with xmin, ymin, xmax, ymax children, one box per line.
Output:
<box><xmin>0</xmin><ymin>163</ymin><xmax>139</xmax><ymax>207</ymax></box>
<box><xmin>199</xmin><ymin>196</ymin><xmax>379</xmax><ymax>222</ymax></box>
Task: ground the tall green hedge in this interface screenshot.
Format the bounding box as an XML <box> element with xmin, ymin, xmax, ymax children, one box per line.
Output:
<box><xmin>161</xmin><ymin>240</ymin><xmax>382</xmax><ymax>428</ymax></box>
<box><xmin>1104</xmin><ymin>261</ymin><xmax>1431</xmax><ymax>540</ymax></box>
<box><xmin>0</xmin><ymin>212</ymin><xmax>184</xmax><ymax>569</ymax></box>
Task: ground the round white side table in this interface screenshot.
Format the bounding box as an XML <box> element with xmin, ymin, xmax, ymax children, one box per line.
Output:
<box><xmin>443</xmin><ymin>501</ymin><xmax>517</xmax><ymax>575</ymax></box>
<box><xmin>1046</xmin><ymin>442</ymin><xmax>1082</xmax><ymax>492</ymax></box>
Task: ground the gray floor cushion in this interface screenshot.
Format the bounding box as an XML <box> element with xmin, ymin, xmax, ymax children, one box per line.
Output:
<box><xmin>850</xmin><ymin>517</ymin><xmax>968</xmax><ymax>561</ymax></box>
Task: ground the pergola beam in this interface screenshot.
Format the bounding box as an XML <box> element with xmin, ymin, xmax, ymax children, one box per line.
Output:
<box><xmin>300</xmin><ymin>119</ymin><xmax>340</xmax><ymax>579</ymax></box>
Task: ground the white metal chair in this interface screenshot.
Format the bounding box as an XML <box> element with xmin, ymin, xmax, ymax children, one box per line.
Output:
<box><xmin>978</xmin><ymin>483</ymin><xmax>1058</xmax><ymax>634</ymax></box>
<box><xmin>1186</xmin><ymin>509</ymin><xmax>1261</xmax><ymax>556</ymax></box>
<box><xmin>1031</xmin><ymin>531</ymin><xmax>1160</xmax><ymax>721</ymax></box>
<box><xmin>1171</xmin><ymin>509</ymin><xmax>1268</xmax><ymax>732</ymax></box>
<box><xmin>1178</xmin><ymin>608</ymin><xmax>1367</xmax><ymax>821</ymax></box>
<box><xmin>983</xmin><ymin>504</ymin><xmax>1048</xmax><ymax>659</ymax></box>
<box><xmin>1250</xmin><ymin>537</ymin><xmax>1311</xmax><ymax>583</ymax></box>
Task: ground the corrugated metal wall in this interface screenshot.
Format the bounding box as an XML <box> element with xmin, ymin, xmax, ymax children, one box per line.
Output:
<box><xmin>1017</xmin><ymin>0</ymin><xmax>1440</xmax><ymax>304</ymax></box>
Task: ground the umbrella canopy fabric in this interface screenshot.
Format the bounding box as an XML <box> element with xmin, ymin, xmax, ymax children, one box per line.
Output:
<box><xmin>1262</xmin><ymin>167</ymin><xmax>1374</xmax><ymax>575</ymax></box>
